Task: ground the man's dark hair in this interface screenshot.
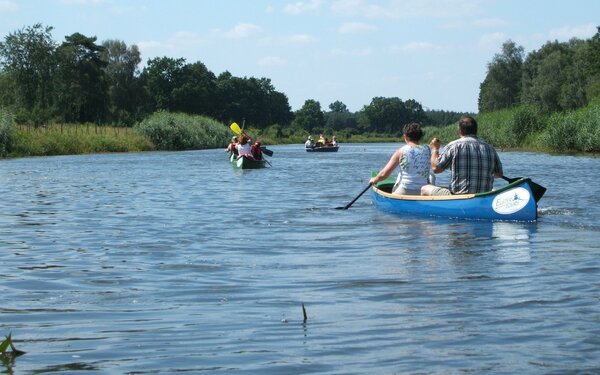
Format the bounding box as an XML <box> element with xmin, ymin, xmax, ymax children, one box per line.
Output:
<box><xmin>403</xmin><ymin>122</ymin><xmax>423</xmax><ymax>142</ymax></box>
<box><xmin>458</xmin><ymin>116</ymin><xmax>478</xmax><ymax>136</ymax></box>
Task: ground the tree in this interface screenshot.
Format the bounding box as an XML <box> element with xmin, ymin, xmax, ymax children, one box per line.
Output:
<box><xmin>359</xmin><ymin>97</ymin><xmax>408</xmax><ymax>134</ymax></box>
<box><xmin>140</xmin><ymin>56</ymin><xmax>186</xmax><ymax>112</ymax></box>
<box><xmin>478</xmin><ymin>40</ymin><xmax>524</xmax><ymax>113</ymax></box>
<box><xmin>172</xmin><ymin>61</ymin><xmax>217</xmax><ymax>116</ymax></box>
<box><xmin>329</xmin><ymin>100</ymin><xmax>349</xmax><ymax>113</ymax></box>
<box><xmin>101</xmin><ymin>39</ymin><xmax>142</xmax><ymax>125</ymax></box>
<box><xmin>214</xmin><ymin>72</ymin><xmax>291</xmax><ymax>128</ymax></box>
<box><xmin>292</xmin><ymin>99</ymin><xmax>325</xmax><ymax>133</ymax></box>
<box><xmin>521</xmin><ymin>40</ymin><xmax>576</xmax><ymax>112</ymax></box>
<box><xmin>0</xmin><ymin>23</ymin><xmax>57</xmax><ymax>123</ymax></box>
<box><xmin>55</xmin><ymin>32</ymin><xmax>108</xmax><ymax>123</ymax></box>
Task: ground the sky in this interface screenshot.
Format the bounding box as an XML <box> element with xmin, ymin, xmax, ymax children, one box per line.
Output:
<box><xmin>1</xmin><ymin>0</ymin><xmax>598</xmax><ymax>113</ymax></box>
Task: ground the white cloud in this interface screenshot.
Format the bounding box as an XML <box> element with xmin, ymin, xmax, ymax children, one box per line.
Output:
<box><xmin>388</xmin><ymin>41</ymin><xmax>442</xmax><ymax>53</ymax></box>
<box><xmin>283</xmin><ymin>0</ymin><xmax>324</xmax><ymax>15</ymax></box>
<box><xmin>330</xmin><ymin>47</ymin><xmax>373</xmax><ymax>57</ymax></box>
<box><xmin>0</xmin><ymin>0</ymin><xmax>17</xmax><ymax>12</ymax></box>
<box><xmin>59</xmin><ymin>0</ymin><xmax>108</xmax><ymax>4</ymax></box>
<box><xmin>338</xmin><ymin>22</ymin><xmax>376</xmax><ymax>34</ymax></box>
<box><xmin>260</xmin><ymin>33</ymin><xmax>317</xmax><ymax>46</ymax></box>
<box><xmin>478</xmin><ymin>32</ymin><xmax>507</xmax><ymax>50</ymax></box>
<box><xmin>219</xmin><ymin>23</ymin><xmax>262</xmax><ymax>39</ymax></box>
<box><xmin>548</xmin><ymin>23</ymin><xmax>597</xmax><ymax>41</ymax></box>
<box><xmin>258</xmin><ymin>56</ymin><xmax>286</xmax><ymax>67</ymax></box>
<box><xmin>331</xmin><ymin>0</ymin><xmax>482</xmax><ymax>19</ymax></box>
<box><xmin>137</xmin><ymin>32</ymin><xmax>207</xmax><ymax>63</ymax></box>
<box><xmin>472</xmin><ymin>18</ymin><xmax>507</xmax><ymax>28</ymax></box>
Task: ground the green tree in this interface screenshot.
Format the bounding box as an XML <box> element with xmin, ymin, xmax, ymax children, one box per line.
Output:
<box><xmin>292</xmin><ymin>99</ymin><xmax>325</xmax><ymax>133</ymax></box>
<box><xmin>101</xmin><ymin>39</ymin><xmax>142</xmax><ymax>125</ymax></box>
<box><xmin>55</xmin><ymin>32</ymin><xmax>108</xmax><ymax>123</ymax></box>
<box><xmin>214</xmin><ymin>72</ymin><xmax>291</xmax><ymax>128</ymax></box>
<box><xmin>329</xmin><ymin>100</ymin><xmax>349</xmax><ymax>113</ymax></box>
<box><xmin>325</xmin><ymin>100</ymin><xmax>357</xmax><ymax>131</ymax></box>
<box><xmin>140</xmin><ymin>56</ymin><xmax>186</xmax><ymax>112</ymax></box>
<box><xmin>172</xmin><ymin>61</ymin><xmax>217</xmax><ymax>116</ymax></box>
<box><xmin>359</xmin><ymin>97</ymin><xmax>408</xmax><ymax>134</ymax></box>
<box><xmin>0</xmin><ymin>23</ymin><xmax>57</xmax><ymax>123</ymax></box>
<box><xmin>478</xmin><ymin>40</ymin><xmax>524</xmax><ymax>113</ymax></box>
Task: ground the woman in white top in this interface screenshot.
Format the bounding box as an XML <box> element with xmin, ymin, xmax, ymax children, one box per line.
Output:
<box><xmin>236</xmin><ymin>136</ymin><xmax>253</xmax><ymax>158</ymax></box>
<box><xmin>369</xmin><ymin>122</ymin><xmax>434</xmax><ymax>195</ymax></box>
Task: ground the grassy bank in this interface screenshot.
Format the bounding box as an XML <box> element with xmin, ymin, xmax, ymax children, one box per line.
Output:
<box><xmin>2</xmin><ymin>100</ymin><xmax>599</xmax><ymax>158</ymax></box>
<box><xmin>423</xmin><ymin>99</ymin><xmax>600</xmax><ymax>154</ymax></box>
<box><xmin>8</xmin><ymin>124</ymin><xmax>155</xmax><ymax>157</ymax></box>
<box><xmin>0</xmin><ymin>111</ymin><xmax>232</xmax><ymax>158</ymax></box>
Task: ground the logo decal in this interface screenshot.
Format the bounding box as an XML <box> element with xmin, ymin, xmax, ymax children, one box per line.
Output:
<box><xmin>492</xmin><ymin>187</ymin><xmax>531</xmax><ymax>215</ymax></box>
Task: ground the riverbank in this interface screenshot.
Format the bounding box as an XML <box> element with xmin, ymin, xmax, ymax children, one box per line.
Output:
<box><xmin>2</xmin><ymin>100</ymin><xmax>600</xmax><ymax>159</ymax></box>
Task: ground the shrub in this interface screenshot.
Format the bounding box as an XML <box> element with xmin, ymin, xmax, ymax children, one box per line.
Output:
<box><xmin>135</xmin><ymin>111</ymin><xmax>229</xmax><ymax>151</ymax></box>
<box><xmin>0</xmin><ymin>108</ymin><xmax>14</xmax><ymax>157</ymax></box>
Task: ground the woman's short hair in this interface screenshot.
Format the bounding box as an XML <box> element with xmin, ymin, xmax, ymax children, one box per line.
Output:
<box><xmin>403</xmin><ymin>122</ymin><xmax>423</xmax><ymax>142</ymax></box>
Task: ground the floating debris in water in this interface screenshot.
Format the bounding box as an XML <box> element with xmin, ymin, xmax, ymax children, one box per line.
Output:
<box><xmin>0</xmin><ymin>334</ymin><xmax>26</xmax><ymax>359</ymax></box>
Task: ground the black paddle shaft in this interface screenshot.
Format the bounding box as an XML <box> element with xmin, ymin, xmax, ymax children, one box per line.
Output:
<box><xmin>336</xmin><ymin>183</ymin><xmax>372</xmax><ymax>210</ymax></box>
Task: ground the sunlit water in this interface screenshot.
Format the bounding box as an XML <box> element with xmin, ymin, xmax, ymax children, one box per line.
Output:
<box><xmin>1</xmin><ymin>144</ymin><xmax>599</xmax><ymax>374</ymax></box>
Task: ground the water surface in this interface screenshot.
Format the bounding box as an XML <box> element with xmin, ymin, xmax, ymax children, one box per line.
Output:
<box><xmin>1</xmin><ymin>144</ymin><xmax>599</xmax><ymax>374</ymax></box>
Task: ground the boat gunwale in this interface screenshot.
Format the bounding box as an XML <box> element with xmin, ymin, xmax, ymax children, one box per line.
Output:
<box><xmin>372</xmin><ymin>177</ymin><xmax>530</xmax><ymax>201</ymax></box>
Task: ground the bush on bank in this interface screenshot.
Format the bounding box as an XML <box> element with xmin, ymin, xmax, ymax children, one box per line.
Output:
<box><xmin>0</xmin><ymin>107</ymin><xmax>13</xmax><ymax>157</ymax></box>
<box><xmin>424</xmin><ymin>100</ymin><xmax>600</xmax><ymax>154</ymax></box>
<box><xmin>134</xmin><ymin>111</ymin><xmax>230</xmax><ymax>151</ymax></box>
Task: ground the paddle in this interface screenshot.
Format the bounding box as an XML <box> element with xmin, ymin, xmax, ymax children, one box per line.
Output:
<box><xmin>230</xmin><ymin>122</ymin><xmax>242</xmax><ymax>135</ymax></box>
<box><xmin>335</xmin><ymin>183</ymin><xmax>372</xmax><ymax>210</ymax></box>
<box><xmin>229</xmin><ymin>122</ymin><xmax>274</xmax><ymax>156</ymax></box>
<box><xmin>502</xmin><ymin>175</ymin><xmax>546</xmax><ymax>202</ymax></box>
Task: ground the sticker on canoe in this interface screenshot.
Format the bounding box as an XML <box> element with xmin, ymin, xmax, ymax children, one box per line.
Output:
<box><xmin>492</xmin><ymin>187</ymin><xmax>531</xmax><ymax>215</ymax></box>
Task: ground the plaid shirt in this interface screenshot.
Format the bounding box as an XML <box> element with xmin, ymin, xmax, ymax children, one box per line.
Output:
<box><xmin>436</xmin><ymin>136</ymin><xmax>503</xmax><ymax>194</ymax></box>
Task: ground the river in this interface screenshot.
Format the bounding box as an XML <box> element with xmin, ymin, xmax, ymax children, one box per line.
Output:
<box><xmin>1</xmin><ymin>144</ymin><xmax>599</xmax><ymax>374</ymax></box>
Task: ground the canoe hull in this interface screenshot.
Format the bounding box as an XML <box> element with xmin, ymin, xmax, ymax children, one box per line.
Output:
<box><xmin>306</xmin><ymin>145</ymin><xmax>339</xmax><ymax>152</ymax></box>
<box><xmin>229</xmin><ymin>154</ymin><xmax>268</xmax><ymax>169</ymax></box>
<box><xmin>371</xmin><ymin>178</ymin><xmax>539</xmax><ymax>221</ymax></box>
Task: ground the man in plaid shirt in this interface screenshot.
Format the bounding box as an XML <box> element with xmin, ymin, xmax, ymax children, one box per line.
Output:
<box><xmin>421</xmin><ymin>116</ymin><xmax>503</xmax><ymax>196</ymax></box>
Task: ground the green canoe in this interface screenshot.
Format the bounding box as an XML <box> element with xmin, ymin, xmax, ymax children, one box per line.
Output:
<box><xmin>229</xmin><ymin>153</ymin><xmax>269</xmax><ymax>169</ymax></box>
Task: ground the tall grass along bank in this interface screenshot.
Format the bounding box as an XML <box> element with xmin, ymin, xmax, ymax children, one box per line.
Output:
<box><xmin>135</xmin><ymin>111</ymin><xmax>230</xmax><ymax>151</ymax></box>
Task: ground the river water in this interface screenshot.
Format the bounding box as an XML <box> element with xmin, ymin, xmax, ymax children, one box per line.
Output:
<box><xmin>1</xmin><ymin>144</ymin><xmax>599</xmax><ymax>374</ymax></box>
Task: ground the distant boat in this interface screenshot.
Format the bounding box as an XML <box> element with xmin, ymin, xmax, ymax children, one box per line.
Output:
<box><xmin>305</xmin><ymin>144</ymin><xmax>339</xmax><ymax>152</ymax></box>
<box><xmin>229</xmin><ymin>153</ymin><xmax>269</xmax><ymax>169</ymax></box>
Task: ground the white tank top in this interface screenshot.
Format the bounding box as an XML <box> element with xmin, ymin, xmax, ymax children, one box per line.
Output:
<box><xmin>394</xmin><ymin>144</ymin><xmax>431</xmax><ymax>190</ymax></box>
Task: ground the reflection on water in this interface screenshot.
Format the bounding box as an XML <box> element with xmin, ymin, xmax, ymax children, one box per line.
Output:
<box><xmin>1</xmin><ymin>146</ymin><xmax>599</xmax><ymax>374</ymax></box>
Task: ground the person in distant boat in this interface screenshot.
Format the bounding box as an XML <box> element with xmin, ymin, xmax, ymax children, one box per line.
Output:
<box><xmin>317</xmin><ymin>133</ymin><xmax>326</xmax><ymax>147</ymax></box>
<box><xmin>421</xmin><ymin>116</ymin><xmax>503</xmax><ymax>196</ymax></box>
<box><xmin>369</xmin><ymin>122</ymin><xmax>434</xmax><ymax>195</ymax></box>
<box><xmin>236</xmin><ymin>135</ymin><xmax>253</xmax><ymax>158</ymax></box>
<box><xmin>305</xmin><ymin>136</ymin><xmax>314</xmax><ymax>148</ymax></box>
<box><xmin>331</xmin><ymin>136</ymin><xmax>338</xmax><ymax>146</ymax></box>
<box><xmin>226</xmin><ymin>136</ymin><xmax>239</xmax><ymax>156</ymax></box>
<box><xmin>251</xmin><ymin>141</ymin><xmax>263</xmax><ymax>160</ymax></box>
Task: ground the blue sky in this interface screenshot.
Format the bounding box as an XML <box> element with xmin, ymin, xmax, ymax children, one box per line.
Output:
<box><xmin>1</xmin><ymin>0</ymin><xmax>598</xmax><ymax>113</ymax></box>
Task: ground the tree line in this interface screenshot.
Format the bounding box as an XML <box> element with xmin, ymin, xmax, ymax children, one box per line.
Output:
<box><xmin>0</xmin><ymin>23</ymin><xmax>465</xmax><ymax>137</ymax></box>
<box><xmin>479</xmin><ymin>27</ymin><xmax>600</xmax><ymax>114</ymax></box>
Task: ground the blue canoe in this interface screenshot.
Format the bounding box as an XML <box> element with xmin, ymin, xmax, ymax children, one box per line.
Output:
<box><xmin>371</xmin><ymin>177</ymin><xmax>540</xmax><ymax>221</ymax></box>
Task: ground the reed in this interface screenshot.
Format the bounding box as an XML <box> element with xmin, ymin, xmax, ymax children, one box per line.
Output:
<box><xmin>0</xmin><ymin>108</ymin><xmax>13</xmax><ymax>157</ymax></box>
<box><xmin>8</xmin><ymin>123</ymin><xmax>155</xmax><ymax>157</ymax></box>
<box><xmin>135</xmin><ymin>111</ymin><xmax>230</xmax><ymax>151</ymax></box>
<box><xmin>538</xmin><ymin>98</ymin><xmax>600</xmax><ymax>153</ymax></box>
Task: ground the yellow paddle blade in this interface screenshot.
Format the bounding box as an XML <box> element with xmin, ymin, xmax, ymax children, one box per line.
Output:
<box><xmin>230</xmin><ymin>122</ymin><xmax>242</xmax><ymax>135</ymax></box>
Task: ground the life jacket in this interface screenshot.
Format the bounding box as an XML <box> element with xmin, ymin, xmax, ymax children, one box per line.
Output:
<box><xmin>228</xmin><ymin>143</ymin><xmax>239</xmax><ymax>155</ymax></box>
<box><xmin>251</xmin><ymin>145</ymin><xmax>263</xmax><ymax>160</ymax></box>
